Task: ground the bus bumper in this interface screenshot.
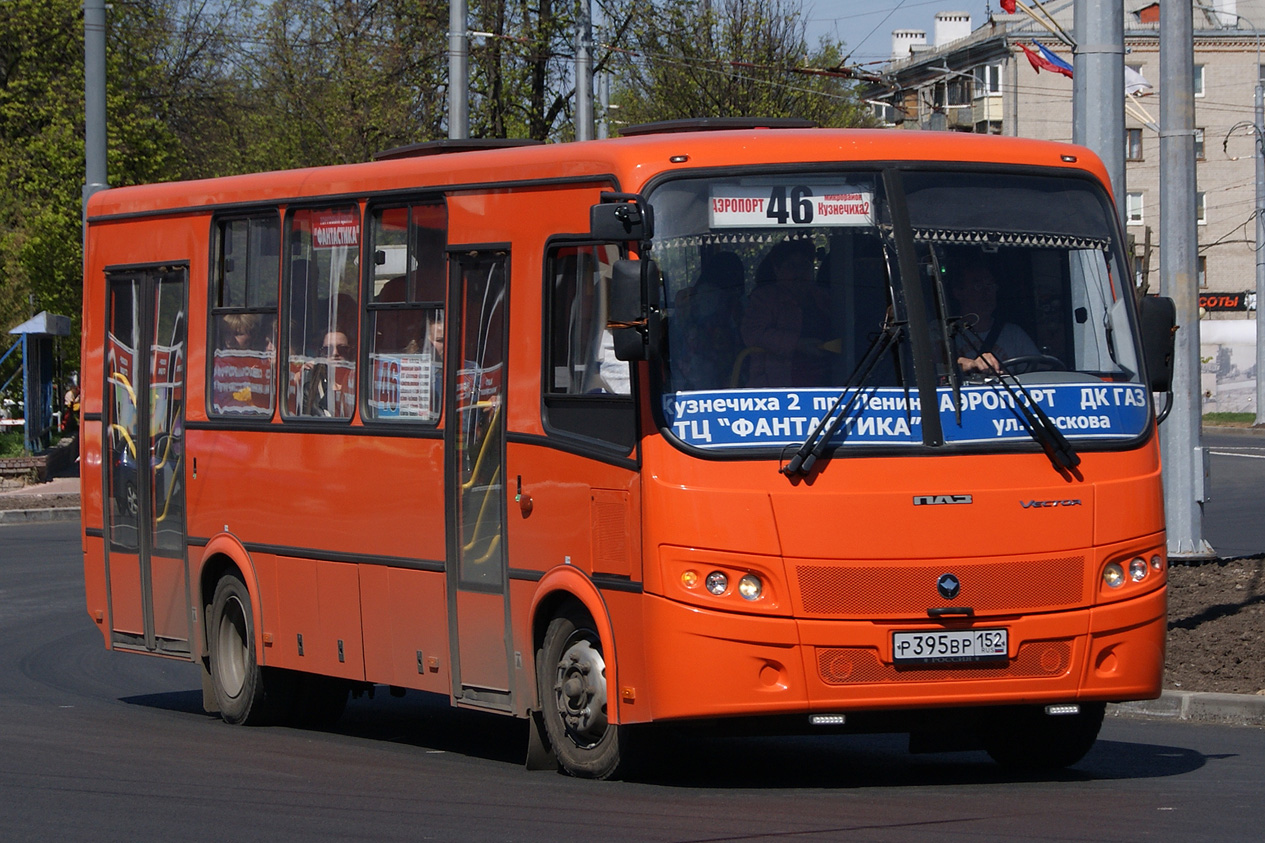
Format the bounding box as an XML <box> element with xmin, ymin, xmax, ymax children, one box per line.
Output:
<box><xmin>639</xmin><ymin>585</ymin><xmax>1165</xmax><ymax>722</ymax></box>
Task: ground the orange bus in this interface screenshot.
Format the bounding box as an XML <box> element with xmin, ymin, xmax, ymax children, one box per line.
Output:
<box><xmin>81</xmin><ymin>121</ymin><xmax>1176</xmax><ymax>778</ymax></box>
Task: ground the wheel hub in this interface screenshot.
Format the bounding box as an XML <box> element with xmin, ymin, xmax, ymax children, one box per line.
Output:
<box><xmin>554</xmin><ymin>633</ymin><xmax>608</xmax><ymax>746</ymax></box>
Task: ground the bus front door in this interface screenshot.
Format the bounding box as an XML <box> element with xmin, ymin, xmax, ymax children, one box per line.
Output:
<box><xmin>445</xmin><ymin>251</ymin><xmax>513</xmax><ymax>710</ymax></box>
<box><xmin>103</xmin><ymin>266</ymin><xmax>191</xmax><ymax>656</ymax></box>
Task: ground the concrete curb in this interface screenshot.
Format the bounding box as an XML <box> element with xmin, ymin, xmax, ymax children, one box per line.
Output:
<box><xmin>1110</xmin><ymin>690</ymin><xmax>1265</xmax><ymax>726</ymax></box>
<box><xmin>0</xmin><ymin>507</ymin><xmax>81</xmax><ymax>526</ymax></box>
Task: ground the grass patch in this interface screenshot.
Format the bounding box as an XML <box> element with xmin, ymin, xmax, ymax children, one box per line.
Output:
<box><xmin>1203</xmin><ymin>412</ymin><xmax>1256</xmax><ymax>427</ymax></box>
<box><xmin>0</xmin><ymin>429</ymin><xmax>27</xmax><ymax>458</ymax></box>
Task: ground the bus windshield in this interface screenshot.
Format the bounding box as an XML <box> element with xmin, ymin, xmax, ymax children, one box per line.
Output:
<box><xmin>651</xmin><ymin>168</ymin><xmax>1149</xmax><ymax>453</ymax></box>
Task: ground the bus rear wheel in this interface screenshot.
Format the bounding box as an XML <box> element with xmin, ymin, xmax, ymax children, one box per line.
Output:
<box><xmin>208</xmin><ymin>575</ymin><xmax>293</xmax><ymax>725</ymax></box>
<box><xmin>982</xmin><ymin>702</ymin><xmax>1105</xmax><ymax>770</ymax></box>
<box><xmin>538</xmin><ymin>609</ymin><xmax>622</xmax><ymax>779</ymax></box>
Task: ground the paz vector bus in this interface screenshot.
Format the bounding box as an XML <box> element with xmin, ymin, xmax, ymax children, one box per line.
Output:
<box><xmin>80</xmin><ymin>119</ymin><xmax>1176</xmax><ymax>778</ymax></box>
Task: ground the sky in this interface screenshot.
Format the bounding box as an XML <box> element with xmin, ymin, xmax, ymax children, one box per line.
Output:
<box><xmin>805</xmin><ymin>0</ymin><xmax>1001</xmax><ymax>67</ymax></box>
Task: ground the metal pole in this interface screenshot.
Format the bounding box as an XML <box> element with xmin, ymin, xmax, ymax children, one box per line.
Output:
<box><xmin>83</xmin><ymin>0</ymin><xmax>108</xmax><ymax>211</ymax></box>
<box><xmin>1159</xmin><ymin>0</ymin><xmax>1214</xmax><ymax>558</ymax></box>
<box><xmin>449</xmin><ymin>0</ymin><xmax>469</xmax><ymax>140</ymax></box>
<box><xmin>1073</xmin><ymin>0</ymin><xmax>1125</xmax><ymax>229</ymax></box>
<box><xmin>575</xmin><ymin>0</ymin><xmax>594</xmax><ymax>142</ymax></box>
<box><xmin>1255</xmin><ymin>83</ymin><xmax>1265</xmax><ymax>425</ymax></box>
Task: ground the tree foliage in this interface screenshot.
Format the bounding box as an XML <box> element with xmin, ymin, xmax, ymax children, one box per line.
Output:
<box><xmin>607</xmin><ymin>0</ymin><xmax>872</xmax><ymax>129</ymax></box>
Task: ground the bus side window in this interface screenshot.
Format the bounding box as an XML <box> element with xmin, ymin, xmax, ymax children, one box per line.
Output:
<box><xmin>364</xmin><ymin>202</ymin><xmax>447</xmax><ymax>423</ymax></box>
<box><xmin>284</xmin><ymin>205</ymin><xmax>361</xmax><ymax>420</ymax></box>
<box><xmin>542</xmin><ymin>242</ymin><xmax>635</xmax><ymax>450</ymax></box>
<box><xmin>209</xmin><ymin>215</ymin><xmax>279</xmax><ymax>418</ymax></box>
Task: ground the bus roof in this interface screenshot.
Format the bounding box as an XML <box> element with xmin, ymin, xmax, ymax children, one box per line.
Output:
<box><xmin>85</xmin><ymin>129</ymin><xmax>1110</xmax><ymax>220</ymax></box>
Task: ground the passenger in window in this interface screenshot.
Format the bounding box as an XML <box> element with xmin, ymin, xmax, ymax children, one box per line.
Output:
<box><xmin>947</xmin><ymin>261</ymin><xmax>1040</xmax><ymax>373</ymax></box>
<box><xmin>297</xmin><ymin>328</ymin><xmax>355</xmax><ymax>417</ymax></box>
<box><xmin>220</xmin><ymin>313</ymin><xmax>264</xmax><ymax>350</ymax></box>
<box><xmin>740</xmin><ymin>239</ymin><xmax>832</xmax><ymax>387</ymax></box>
<box><xmin>674</xmin><ymin>251</ymin><xmax>745</xmax><ymax>390</ymax></box>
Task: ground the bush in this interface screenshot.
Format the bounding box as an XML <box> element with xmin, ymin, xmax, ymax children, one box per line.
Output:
<box><xmin>0</xmin><ymin>429</ymin><xmax>27</xmax><ymax>458</ymax></box>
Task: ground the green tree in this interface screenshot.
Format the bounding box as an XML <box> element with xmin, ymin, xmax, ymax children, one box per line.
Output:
<box><xmin>607</xmin><ymin>0</ymin><xmax>872</xmax><ymax>130</ymax></box>
<box><xmin>240</xmin><ymin>0</ymin><xmax>448</xmax><ymax>168</ymax></box>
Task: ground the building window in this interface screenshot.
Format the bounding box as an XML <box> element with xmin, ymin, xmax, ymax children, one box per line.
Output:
<box><xmin>1196</xmin><ymin>192</ymin><xmax>1206</xmax><ymax>225</ymax></box>
<box><xmin>1194</xmin><ymin>127</ymin><xmax>1205</xmax><ymax>160</ymax></box>
<box><xmin>1125</xmin><ymin>192</ymin><xmax>1144</xmax><ymax>225</ymax></box>
<box><xmin>1193</xmin><ymin>64</ymin><xmax>1205</xmax><ymax>97</ymax></box>
<box><xmin>1126</xmin><ymin>128</ymin><xmax>1143</xmax><ymax>161</ymax></box>
<box><xmin>974</xmin><ymin>63</ymin><xmax>1001</xmax><ymax>96</ymax></box>
<box><xmin>1197</xmin><ymin>255</ymin><xmax>1207</xmax><ymax>288</ymax></box>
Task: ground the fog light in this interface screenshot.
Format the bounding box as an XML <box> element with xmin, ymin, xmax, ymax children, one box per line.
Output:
<box><xmin>1103</xmin><ymin>562</ymin><xmax>1125</xmax><ymax>588</ymax></box>
<box><xmin>738</xmin><ymin>574</ymin><xmax>763</xmax><ymax>601</ymax></box>
<box><xmin>1150</xmin><ymin>554</ymin><xmax>1164</xmax><ymax>572</ymax></box>
<box><xmin>1045</xmin><ymin>703</ymin><xmax>1080</xmax><ymax>716</ymax></box>
<box><xmin>681</xmin><ymin>570</ymin><xmax>699</xmax><ymax>589</ymax></box>
<box><xmin>1129</xmin><ymin>557</ymin><xmax>1148</xmax><ymax>582</ymax></box>
<box><xmin>705</xmin><ymin>571</ymin><xmax>728</xmax><ymax>595</ymax></box>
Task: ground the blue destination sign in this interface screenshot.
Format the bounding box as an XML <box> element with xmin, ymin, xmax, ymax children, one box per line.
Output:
<box><xmin>662</xmin><ymin>384</ymin><xmax>1150</xmax><ymax>450</ymax></box>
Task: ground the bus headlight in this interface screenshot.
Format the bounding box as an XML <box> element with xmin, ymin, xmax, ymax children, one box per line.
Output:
<box><xmin>1103</xmin><ymin>562</ymin><xmax>1125</xmax><ymax>588</ymax></box>
<box><xmin>1129</xmin><ymin>557</ymin><xmax>1148</xmax><ymax>582</ymax></box>
<box><xmin>1150</xmin><ymin>554</ymin><xmax>1164</xmax><ymax>572</ymax></box>
<box><xmin>681</xmin><ymin>570</ymin><xmax>699</xmax><ymax>589</ymax></box>
<box><xmin>705</xmin><ymin>571</ymin><xmax>728</xmax><ymax>595</ymax></box>
<box><xmin>738</xmin><ymin>574</ymin><xmax>763</xmax><ymax>601</ymax></box>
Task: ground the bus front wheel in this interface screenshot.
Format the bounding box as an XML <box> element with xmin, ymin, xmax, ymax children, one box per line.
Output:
<box><xmin>537</xmin><ymin>609</ymin><xmax>622</xmax><ymax>779</ymax></box>
<box><xmin>982</xmin><ymin>702</ymin><xmax>1105</xmax><ymax>770</ymax></box>
<box><xmin>208</xmin><ymin>575</ymin><xmax>292</xmax><ymax>725</ymax></box>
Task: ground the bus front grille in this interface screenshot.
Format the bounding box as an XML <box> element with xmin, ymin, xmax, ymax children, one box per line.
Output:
<box><xmin>795</xmin><ymin>556</ymin><xmax>1085</xmax><ymax>617</ymax></box>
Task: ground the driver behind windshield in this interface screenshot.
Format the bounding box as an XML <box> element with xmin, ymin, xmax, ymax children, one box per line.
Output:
<box><xmin>947</xmin><ymin>260</ymin><xmax>1040</xmax><ymax>374</ymax></box>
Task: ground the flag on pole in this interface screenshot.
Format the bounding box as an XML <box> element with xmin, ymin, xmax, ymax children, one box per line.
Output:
<box><xmin>1000</xmin><ymin>0</ymin><xmax>1017</xmax><ymax>12</ymax></box>
<box><xmin>1125</xmin><ymin>65</ymin><xmax>1153</xmax><ymax>95</ymax></box>
<box><xmin>1020</xmin><ymin>41</ymin><xmax>1074</xmax><ymax>78</ymax></box>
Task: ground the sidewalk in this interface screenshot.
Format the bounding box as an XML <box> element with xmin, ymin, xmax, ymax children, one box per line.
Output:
<box><xmin>0</xmin><ymin>474</ymin><xmax>81</xmax><ymax>525</ymax></box>
<box><xmin>3</xmin><ymin>471</ymin><xmax>1262</xmax><ymax>728</ymax></box>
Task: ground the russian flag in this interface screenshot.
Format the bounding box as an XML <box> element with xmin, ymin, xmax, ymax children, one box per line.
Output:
<box><xmin>1020</xmin><ymin>41</ymin><xmax>1073</xmax><ymax>78</ymax></box>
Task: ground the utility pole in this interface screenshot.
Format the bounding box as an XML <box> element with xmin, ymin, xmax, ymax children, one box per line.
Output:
<box><xmin>1071</xmin><ymin>0</ymin><xmax>1125</xmax><ymax>230</ymax></box>
<box><xmin>575</xmin><ymin>0</ymin><xmax>594</xmax><ymax>142</ymax></box>
<box><xmin>83</xmin><ymin>0</ymin><xmax>108</xmax><ymax>212</ymax></box>
<box><xmin>449</xmin><ymin>0</ymin><xmax>469</xmax><ymax>140</ymax></box>
<box><xmin>1254</xmin><ymin>81</ymin><xmax>1265</xmax><ymax>425</ymax></box>
<box><xmin>1159</xmin><ymin>0</ymin><xmax>1214</xmax><ymax>557</ymax></box>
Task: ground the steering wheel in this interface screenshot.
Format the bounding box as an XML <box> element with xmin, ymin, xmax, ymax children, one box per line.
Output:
<box><xmin>1000</xmin><ymin>354</ymin><xmax>1066</xmax><ymax>374</ymax></box>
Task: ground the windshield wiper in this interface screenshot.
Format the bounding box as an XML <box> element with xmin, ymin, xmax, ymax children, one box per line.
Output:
<box><xmin>955</xmin><ymin>331</ymin><xmax>1081</xmax><ymax>473</ymax></box>
<box><xmin>927</xmin><ymin>248</ymin><xmax>963</xmax><ymax>425</ymax></box>
<box><xmin>782</xmin><ymin>316</ymin><xmax>906</xmax><ymax>478</ymax></box>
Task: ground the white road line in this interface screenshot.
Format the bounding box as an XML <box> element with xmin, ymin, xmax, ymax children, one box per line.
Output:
<box><xmin>1208</xmin><ymin>450</ymin><xmax>1265</xmax><ymax>459</ymax></box>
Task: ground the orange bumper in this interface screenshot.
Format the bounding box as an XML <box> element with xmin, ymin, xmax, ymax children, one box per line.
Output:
<box><xmin>640</xmin><ymin>585</ymin><xmax>1165</xmax><ymax>722</ymax></box>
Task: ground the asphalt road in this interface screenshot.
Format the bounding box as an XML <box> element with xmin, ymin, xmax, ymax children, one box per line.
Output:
<box><xmin>1202</xmin><ymin>429</ymin><xmax>1265</xmax><ymax>558</ymax></box>
<box><xmin>2</xmin><ymin>521</ymin><xmax>1263</xmax><ymax>841</ymax></box>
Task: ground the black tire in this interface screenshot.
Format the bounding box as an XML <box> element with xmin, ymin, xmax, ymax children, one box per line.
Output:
<box><xmin>208</xmin><ymin>575</ymin><xmax>294</xmax><ymax>725</ymax></box>
<box><xmin>537</xmin><ymin>608</ymin><xmax>622</xmax><ymax>779</ymax></box>
<box><xmin>982</xmin><ymin>702</ymin><xmax>1106</xmax><ymax>770</ymax></box>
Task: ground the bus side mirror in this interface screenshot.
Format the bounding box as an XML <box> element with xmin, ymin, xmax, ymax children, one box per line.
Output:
<box><xmin>1139</xmin><ymin>295</ymin><xmax>1176</xmax><ymax>393</ymax></box>
<box><xmin>609</xmin><ymin>259</ymin><xmax>660</xmax><ymax>361</ymax></box>
<box><xmin>591</xmin><ymin>192</ymin><xmax>654</xmax><ymax>241</ymax></box>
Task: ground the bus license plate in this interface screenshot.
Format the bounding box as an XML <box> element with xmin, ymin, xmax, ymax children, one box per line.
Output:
<box><xmin>892</xmin><ymin>628</ymin><xmax>1008</xmax><ymax>665</ymax></box>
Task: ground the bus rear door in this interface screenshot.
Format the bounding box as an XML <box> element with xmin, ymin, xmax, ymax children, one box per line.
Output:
<box><xmin>102</xmin><ymin>265</ymin><xmax>191</xmax><ymax>656</ymax></box>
